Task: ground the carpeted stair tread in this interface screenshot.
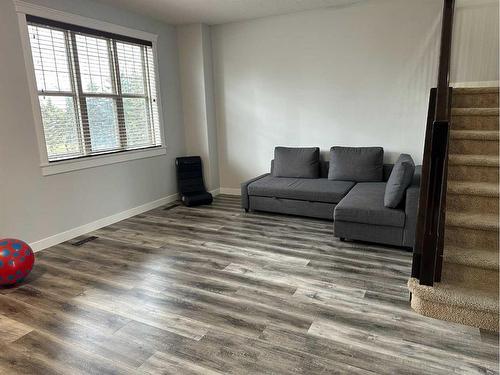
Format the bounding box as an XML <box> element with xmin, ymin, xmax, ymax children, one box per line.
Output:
<box><xmin>451</xmin><ymin>108</ymin><xmax>499</xmax><ymax>116</ymax></box>
<box><xmin>444</xmin><ymin>246</ymin><xmax>499</xmax><ymax>270</ymax></box>
<box><xmin>446</xmin><ymin>211</ymin><xmax>499</xmax><ymax>231</ymax></box>
<box><xmin>448</xmin><ymin>154</ymin><xmax>499</xmax><ymax>167</ymax></box>
<box><xmin>453</xmin><ymin>87</ymin><xmax>499</xmax><ymax>95</ymax></box>
<box><xmin>450</xmin><ymin>130</ymin><xmax>499</xmax><ymax>141</ymax></box>
<box><xmin>408</xmin><ymin>277</ymin><xmax>499</xmax><ymax>314</ymax></box>
<box><xmin>447</xmin><ymin>181</ymin><xmax>499</xmax><ymax>197</ymax></box>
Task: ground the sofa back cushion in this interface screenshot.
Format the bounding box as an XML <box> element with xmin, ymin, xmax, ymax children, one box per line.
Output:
<box><xmin>384</xmin><ymin>153</ymin><xmax>415</xmax><ymax>208</ymax></box>
<box><xmin>273</xmin><ymin>147</ymin><xmax>320</xmax><ymax>178</ymax></box>
<box><xmin>322</xmin><ymin>161</ymin><xmax>393</xmax><ymax>180</ymax></box>
<box><xmin>328</xmin><ymin>146</ymin><xmax>384</xmax><ymax>182</ymax></box>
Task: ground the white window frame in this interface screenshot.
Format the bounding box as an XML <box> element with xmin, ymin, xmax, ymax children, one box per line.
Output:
<box><xmin>15</xmin><ymin>1</ymin><xmax>167</xmax><ymax>176</ymax></box>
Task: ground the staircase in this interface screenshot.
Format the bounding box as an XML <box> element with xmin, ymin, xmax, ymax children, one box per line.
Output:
<box><xmin>408</xmin><ymin>87</ymin><xmax>499</xmax><ymax>331</ymax></box>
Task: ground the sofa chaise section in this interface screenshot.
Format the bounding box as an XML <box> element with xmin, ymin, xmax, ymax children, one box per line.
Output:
<box><xmin>334</xmin><ymin>166</ymin><xmax>421</xmax><ymax>247</ymax></box>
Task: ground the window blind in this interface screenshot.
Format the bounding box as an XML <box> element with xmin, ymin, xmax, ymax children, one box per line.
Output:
<box><xmin>26</xmin><ymin>16</ymin><xmax>162</xmax><ymax>162</ymax></box>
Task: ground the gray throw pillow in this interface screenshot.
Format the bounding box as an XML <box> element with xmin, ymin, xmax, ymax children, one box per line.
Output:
<box><xmin>384</xmin><ymin>154</ymin><xmax>415</xmax><ymax>208</ymax></box>
<box><xmin>328</xmin><ymin>146</ymin><xmax>384</xmax><ymax>182</ymax></box>
<box><xmin>273</xmin><ymin>147</ymin><xmax>320</xmax><ymax>178</ymax></box>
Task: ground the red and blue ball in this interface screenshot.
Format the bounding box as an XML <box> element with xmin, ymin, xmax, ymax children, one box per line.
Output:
<box><xmin>0</xmin><ymin>239</ymin><xmax>35</xmax><ymax>286</ymax></box>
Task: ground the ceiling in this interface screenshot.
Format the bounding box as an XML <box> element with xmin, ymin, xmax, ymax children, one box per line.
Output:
<box><xmin>95</xmin><ymin>0</ymin><xmax>367</xmax><ymax>25</ymax></box>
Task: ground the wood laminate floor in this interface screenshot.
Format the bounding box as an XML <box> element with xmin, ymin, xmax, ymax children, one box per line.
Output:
<box><xmin>0</xmin><ymin>195</ymin><xmax>498</xmax><ymax>374</ymax></box>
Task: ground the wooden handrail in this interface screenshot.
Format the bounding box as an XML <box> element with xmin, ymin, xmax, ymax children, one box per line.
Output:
<box><xmin>412</xmin><ymin>0</ymin><xmax>455</xmax><ymax>286</ymax></box>
<box><xmin>436</xmin><ymin>0</ymin><xmax>455</xmax><ymax>121</ymax></box>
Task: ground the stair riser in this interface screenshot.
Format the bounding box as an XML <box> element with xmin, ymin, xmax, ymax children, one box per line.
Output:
<box><xmin>448</xmin><ymin>165</ymin><xmax>499</xmax><ymax>183</ymax></box>
<box><xmin>449</xmin><ymin>139</ymin><xmax>499</xmax><ymax>156</ymax></box>
<box><xmin>451</xmin><ymin>116</ymin><xmax>499</xmax><ymax>131</ymax></box>
<box><xmin>444</xmin><ymin>246</ymin><xmax>498</xmax><ymax>270</ymax></box>
<box><xmin>410</xmin><ymin>295</ymin><xmax>499</xmax><ymax>331</ymax></box>
<box><xmin>452</xmin><ymin>93</ymin><xmax>499</xmax><ymax>108</ymax></box>
<box><xmin>446</xmin><ymin>194</ymin><xmax>499</xmax><ymax>215</ymax></box>
<box><xmin>442</xmin><ymin>263</ymin><xmax>499</xmax><ymax>292</ymax></box>
<box><xmin>445</xmin><ymin>227</ymin><xmax>499</xmax><ymax>251</ymax></box>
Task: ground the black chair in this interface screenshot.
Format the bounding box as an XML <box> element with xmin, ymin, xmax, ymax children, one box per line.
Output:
<box><xmin>175</xmin><ymin>156</ymin><xmax>213</xmax><ymax>207</ymax></box>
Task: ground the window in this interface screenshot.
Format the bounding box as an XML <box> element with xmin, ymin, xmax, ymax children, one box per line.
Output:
<box><xmin>26</xmin><ymin>16</ymin><xmax>162</xmax><ymax>163</ymax></box>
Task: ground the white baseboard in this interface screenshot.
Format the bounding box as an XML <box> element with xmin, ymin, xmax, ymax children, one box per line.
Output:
<box><xmin>452</xmin><ymin>80</ymin><xmax>499</xmax><ymax>88</ymax></box>
<box><xmin>30</xmin><ymin>193</ymin><xmax>179</xmax><ymax>252</ymax></box>
<box><xmin>210</xmin><ymin>188</ymin><xmax>221</xmax><ymax>196</ymax></box>
<box><xmin>219</xmin><ymin>188</ymin><xmax>241</xmax><ymax>196</ymax></box>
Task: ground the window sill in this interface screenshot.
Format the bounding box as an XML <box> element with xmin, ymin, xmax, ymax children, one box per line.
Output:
<box><xmin>41</xmin><ymin>146</ymin><xmax>167</xmax><ymax>176</ymax></box>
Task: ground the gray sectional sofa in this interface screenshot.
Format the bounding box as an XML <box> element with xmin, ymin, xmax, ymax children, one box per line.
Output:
<box><xmin>241</xmin><ymin>147</ymin><xmax>421</xmax><ymax>248</ymax></box>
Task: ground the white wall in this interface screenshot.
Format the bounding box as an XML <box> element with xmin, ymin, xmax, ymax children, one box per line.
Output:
<box><xmin>211</xmin><ymin>0</ymin><xmax>500</xmax><ymax>189</ymax></box>
<box><xmin>451</xmin><ymin>0</ymin><xmax>499</xmax><ymax>85</ymax></box>
<box><xmin>177</xmin><ymin>24</ymin><xmax>219</xmax><ymax>190</ymax></box>
<box><xmin>0</xmin><ymin>0</ymin><xmax>186</xmax><ymax>247</ymax></box>
<box><xmin>212</xmin><ymin>0</ymin><xmax>444</xmax><ymax>189</ymax></box>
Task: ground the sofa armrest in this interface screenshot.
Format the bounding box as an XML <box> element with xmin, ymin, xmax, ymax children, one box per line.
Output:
<box><xmin>241</xmin><ymin>174</ymin><xmax>270</xmax><ymax>210</ymax></box>
<box><xmin>403</xmin><ymin>165</ymin><xmax>421</xmax><ymax>248</ymax></box>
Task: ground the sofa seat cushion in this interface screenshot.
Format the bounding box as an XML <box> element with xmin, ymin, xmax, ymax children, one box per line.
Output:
<box><xmin>334</xmin><ymin>182</ymin><xmax>405</xmax><ymax>227</ymax></box>
<box><xmin>248</xmin><ymin>176</ymin><xmax>355</xmax><ymax>204</ymax></box>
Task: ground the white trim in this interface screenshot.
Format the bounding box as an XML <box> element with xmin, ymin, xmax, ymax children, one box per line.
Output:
<box><xmin>209</xmin><ymin>188</ymin><xmax>221</xmax><ymax>196</ymax></box>
<box><xmin>452</xmin><ymin>81</ymin><xmax>500</xmax><ymax>88</ymax></box>
<box><xmin>14</xmin><ymin>1</ymin><xmax>158</xmax><ymax>42</ymax></box>
<box><xmin>219</xmin><ymin>188</ymin><xmax>241</xmax><ymax>196</ymax></box>
<box><xmin>30</xmin><ymin>193</ymin><xmax>179</xmax><ymax>252</ymax></box>
<box><xmin>41</xmin><ymin>147</ymin><xmax>167</xmax><ymax>176</ymax></box>
<box><xmin>151</xmin><ymin>37</ymin><xmax>167</xmax><ymax>149</ymax></box>
<box><xmin>15</xmin><ymin>1</ymin><xmax>167</xmax><ymax>176</ymax></box>
<box><xmin>17</xmin><ymin>12</ymin><xmax>49</xmax><ymax>165</ymax></box>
